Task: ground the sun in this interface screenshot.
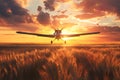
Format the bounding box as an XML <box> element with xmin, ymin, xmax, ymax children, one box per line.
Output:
<box><xmin>61</xmin><ymin>29</ymin><xmax>73</xmax><ymax>41</ymax></box>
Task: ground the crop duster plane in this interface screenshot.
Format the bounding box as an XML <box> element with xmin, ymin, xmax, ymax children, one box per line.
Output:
<box><xmin>16</xmin><ymin>29</ymin><xmax>100</xmax><ymax>44</ymax></box>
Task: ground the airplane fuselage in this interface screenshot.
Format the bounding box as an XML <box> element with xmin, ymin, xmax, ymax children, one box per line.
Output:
<box><xmin>16</xmin><ymin>29</ymin><xmax>100</xmax><ymax>44</ymax></box>
<box><xmin>54</xmin><ymin>30</ymin><xmax>62</xmax><ymax>40</ymax></box>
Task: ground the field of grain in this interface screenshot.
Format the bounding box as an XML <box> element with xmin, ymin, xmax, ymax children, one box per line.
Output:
<box><xmin>0</xmin><ymin>44</ymin><xmax>120</xmax><ymax>80</ymax></box>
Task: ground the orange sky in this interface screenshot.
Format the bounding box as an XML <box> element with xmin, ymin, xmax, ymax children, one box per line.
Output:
<box><xmin>0</xmin><ymin>0</ymin><xmax>120</xmax><ymax>44</ymax></box>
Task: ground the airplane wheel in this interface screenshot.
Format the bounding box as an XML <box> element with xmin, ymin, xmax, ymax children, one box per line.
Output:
<box><xmin>64</xmin><ymin>41</ymin><xmax>66</xmax><ymax>44</ymax></box>
<box><xmin>51</xmin><ymin>41</ymin><xmax>53</xmax><ymax>44</ymax></box>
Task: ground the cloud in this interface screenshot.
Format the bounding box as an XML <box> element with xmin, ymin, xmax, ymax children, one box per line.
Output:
<box><xmin>75</xmin><ymin>0</ymin><xmax>120</xmax><ymax>19</ymax></box>
<box><xmin>37</xmin><ymin>11</ymin><xmax>51</xmax><ymax>26</ymax></box>
<box><xmin>0</xmin><ymin>23</ymin><xmax>39</xmax><ymax>32</ymax></box>
<box><xmin>43</xmin><ymin>0</ymin><xmax>70</xmax><ymax>11</ymax></box>
<box><xmin>16</xmin><ymin>0</ymin><xmax>30</xmax><ymax>7</ymax></box>
<box><xmin>87</xmin><ymin>26</ymin><xmax>120</xmax><ymax>41</ymax></box>
<box><xmin>44</xmin><ymin>0</ymin><xmax>55</xmax><ymax>11</ymax></box>
<box><xmin>53</xmin><ymin>14</ymin><xmax>68</xmax><ymax>19</ymax></box>
<box><xmin>0</xmin><ymin>0</ymin><xmax>33</xmax><ymax>24</ymax></box>
<box><xmin>75</xmin><ymin>12</ymin><xmax>105</xmax><ymax>19</ymax></box>
<box><xmin>88</xmin><ymin>26</ymin><xmax>120</xmax><ymax>33</ymax></box>
<box><xmin>36</xmin><ymin>5</ymin><xmax>51</xmax><ymax>26</ymax></box>
<box><xmin>57</xmin><ymin>0</ymin><xmax>70</xmax><ymax>2</ymax></box>
<box><xmin>37</xmin><ymin>6</ymin><xmax>42</xmax><ymax>12</ymax></box>
<box><xmin>36</xmin><ymin>5</ymin><xmax>68</xmax><ymax>26</ymax></box>
<box><xmin>0</xmin><ymin>0</ymin><xmax>37</xmax><ymax>32</ymax></box>
<box><xmin>50</xmin><ymin>14</ymin><xmax>68</xmax><ymax>28</ymax></box>
<box><xmin>37</xmin><ymin>11</ymin><xmax>50</xmax><ymax>25</ymax></box>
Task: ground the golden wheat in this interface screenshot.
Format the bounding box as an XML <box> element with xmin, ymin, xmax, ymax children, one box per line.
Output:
<box><xmin>0</xmin><ymin>45</ymin><xmax>120</xmax><ymax>80</ymax></box>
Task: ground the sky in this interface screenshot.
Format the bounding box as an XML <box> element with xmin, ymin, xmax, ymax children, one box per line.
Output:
<box><xmin>0</xmin><ymin>0</ymin><xmax>120</xmax><ymax>44</ymax></box>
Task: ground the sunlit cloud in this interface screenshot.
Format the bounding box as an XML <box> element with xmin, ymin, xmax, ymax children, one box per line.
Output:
<box><xmin>0</xmin><ymin>0</ymin><xmax>120</xmax><ymax>43</ymax></box>
<box><xmin>74</xmin><ymin>0</ymin><xmax>120</xmax><ymax>19</ymax></box>
<box><xmin>16</xmin><ymin>0</ymin><xmax>31</xmax><ymax>7</ymax></box>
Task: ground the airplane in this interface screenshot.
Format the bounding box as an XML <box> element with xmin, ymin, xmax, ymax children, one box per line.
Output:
<box><xmin>16</xmin><ymin>29</ymin><xmax>100</xmax><ymax>44</ymax></box>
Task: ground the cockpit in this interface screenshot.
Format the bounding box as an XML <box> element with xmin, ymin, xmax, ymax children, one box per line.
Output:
<box><xmin>54</xmin><ymin>30</ymin><xmax>62</xmax><ymax>36</ymax></box>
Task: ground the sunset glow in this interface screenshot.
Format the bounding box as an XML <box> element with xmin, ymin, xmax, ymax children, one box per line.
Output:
<box><xmin>0</xmin><ymin>0</ymin><xmax>120</xmax><ymax>44</ymax></box>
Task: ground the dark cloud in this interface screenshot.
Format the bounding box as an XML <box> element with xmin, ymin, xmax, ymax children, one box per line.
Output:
<box><xmin>36</xmin><ymin>5</ymin><xmax>68</xmax><ymax>26</ymax></box>
<box><xmin>0</xmin><ymin>0</ymin><xmax>33</xmax><ymax>24</ymax></box>
<box><xmin>37</xmin><ymin>11</ymin><xmax>51</xmax><ymax>25</ymax></box>
<box><xmin>37</xmin><ymin>6</ymin><xmax>42</xmax><ymax>12</ymax></box>
<box><xmin>44</xmin><ymin>0</ymin><xmax>55</xmax><ymax>11</ymax></box>
<box><xmin>36</xmin><ymin>6</ymin><xmax>51</xmax><ymax>26</ymax></box>
<box><xmin>37</xmin><ymin>6</ymin><xmax>51</xmax><ymax>25</ymax></box>
<box><xmin>75</xmin><ymin>0</ymin><xmax>120</xmax><ymax>19</ymax></box>
<box><xmin>43</xmin><ymin>0</ymin><xmax>69</xmax><ymax>11</ymax></box>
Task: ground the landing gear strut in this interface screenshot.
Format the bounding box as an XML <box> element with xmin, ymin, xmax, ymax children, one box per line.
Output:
<box><xmin>51</xmin><ymin>40</ymin><xmax>53</xmax><ymax>44</ymax></box>
<box><xmin>64</xmin><ymin>41</ymin><xmax>66</xmax><ymax>44</ymax></box>
<box><xmin>50</xmin><ymin>39</ymin><xmax>66</xmax><ymax>44</ymax></box>
<box><xmin>51</xmin><ymin>39</ymin><xmax>56</xmax><ymax>44</ymax></box>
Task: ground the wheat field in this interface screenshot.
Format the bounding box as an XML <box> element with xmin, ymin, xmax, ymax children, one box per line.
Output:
<box><xmin>0</xmin><ymin>44</ymin><xmax>120</xmax><ymax>80</ymax></box>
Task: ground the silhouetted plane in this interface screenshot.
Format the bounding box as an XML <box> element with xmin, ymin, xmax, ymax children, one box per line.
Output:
<box><xmin>16</xmin><ymin>29</ymin><xmax>100</xmax><ymax>44</ymax></box>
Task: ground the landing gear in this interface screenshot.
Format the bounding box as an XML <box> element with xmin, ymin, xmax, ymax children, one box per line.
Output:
<box><xmin>51</xmin><ymin>40</ymin><xmax>53</xmax><ymax>44</ymax></box>
<box><xmin>51</xmin><ymin>39</ymin><xmax>56</xmax><ymax>44</ymax></box>
<box><xmin>50</xmin><ymin>39</ymin><xmax>66</xmax><ymax>44</ymax></box>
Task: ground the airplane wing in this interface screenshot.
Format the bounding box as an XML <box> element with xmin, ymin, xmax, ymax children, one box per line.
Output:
<box><xmin>16</xmin><ymin>31</ymin><xmax>54</xmax><ymax>38</ymax></box>
<box><xmin>61</xmin><ymin>32</ymin><xmax>100</xmax><ymax>37</ymax></box>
